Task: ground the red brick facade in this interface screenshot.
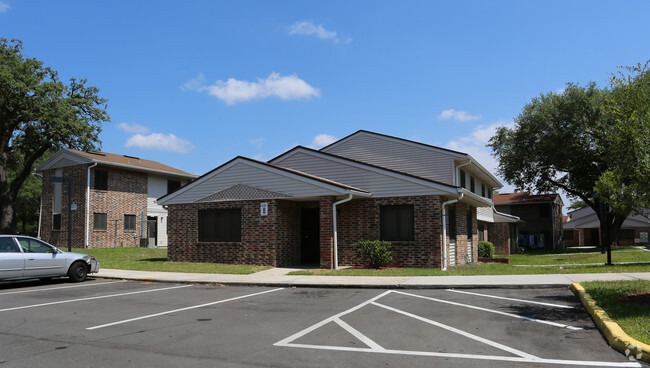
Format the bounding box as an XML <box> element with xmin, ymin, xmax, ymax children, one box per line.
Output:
<box><xmin>488</xmin><ymin>222</ymin><xmax>513</xmax><ymax>255</ymax></box>
<box><xmin>166</xmin><ymin>194</ymin><xmax>479</xmax><ymax>269</ymax></box>
<box><xmin>40</xmin><ymin>165</ymin><xmax>147</xmax><ymax>249</ymax></box>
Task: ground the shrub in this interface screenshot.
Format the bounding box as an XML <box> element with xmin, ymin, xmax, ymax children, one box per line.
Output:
<box><xmin>478</xmin><ymin>241</ymin><xmax>495</xmax><ymax>258</ymax></box>
<box><xmin>355</xmin><ymin>240</ymin><xmax>393</xmax><ymax>269</ymax></box>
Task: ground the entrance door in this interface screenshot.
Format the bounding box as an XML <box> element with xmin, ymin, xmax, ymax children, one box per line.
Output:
<box><xmin>147</xmin><ymin>216</ymin><xmax>157</xmax><ymax>246</ymax></box>
<box><xmin>301</xmin><ymin>208</ymin><xmax>320</xmax><ymax>265</ymax></box>
<box><xmin>590</xmin><ymin>229</ymin><xmax>600</xmax><ymax>246</ymax></box>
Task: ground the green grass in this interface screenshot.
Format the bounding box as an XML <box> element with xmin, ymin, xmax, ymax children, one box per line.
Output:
<box><xmin>289</xmin><ymin>247</ymin><xmax>650</xmax><ymax>276</ymax></box>
<box><xmin>73</xmin><ymin>247</ymin><xmax>271</xmax><ymax>275</ymax></box>
<box><xmin>497</xmin><ymin>246</ymin><xmax>650</xmax><ymax>265</ymax></box>
<box><xmin>581</xmin><ymin>280</ymin><xmax>650</xmax><ymax>345</ymax></box>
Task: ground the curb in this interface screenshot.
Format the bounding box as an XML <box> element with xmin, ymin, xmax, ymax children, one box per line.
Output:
<box><xmin>95</xmin><ymin>275</ymin><xmax>569</xmax><ymax>290</ymax></box>
<box><xmin>570</xmin><ymin>283</ymin><xmax>650</xmax><ymax>363</ymax></box>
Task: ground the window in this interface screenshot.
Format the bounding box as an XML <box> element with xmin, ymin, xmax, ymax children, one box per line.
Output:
<box><xmin>53</xmin><ymin>214</ymin><xmax>61</xmax><ymax>230</ymax></box>
<box><xmin>459</xmin><ymin>170</ymin><xmax>466</xmax><ymax>188</ymax></box>
<box><xmin>124</xmin><ymin>214</ymin><xmax>137</xmax><ymax>231</ymax></box>
<box><xmin>94</xmin><ymin>170</ymin><xmax>108</xmax><ymax>190</ymax></box>
<box><xmin>481</xmin><ymin>184</ymin><xmax>485</xmax><ymax>197</ymax></box>
<box><xmin>619</xmin><ymin>229</ymin><xmax>635</xmax><ymax>240</ymax></box>
<box><xmin>0</xmin><ymin>237</ymin><xmax>20</xmax><ymax>253</ymax></box>
<box><xmin>380</xmin><ymin>205</ymin><xmax>414</xmax><ymax>241</ymax></box>
<box><xmin>167</xmin><ymin>180</ymin><xmax>182</xmax><ymax>194</ymax></box>
<box><xmin>94</xmin><ymin>213</ymin><xmax>107</xmax><ymax>230</ymax></box>
<box><xmin>478</xmin><ymin>224</ymin><xmax>485</xmax><ymax>242</ymax></box>
<box><xmin>487</xmin><ymin>189</ymin><xmax>492</xmax><ymax>199</ymax></box>
<box><xmin>198</xmin><ymin>209</ymin><xmax>241</xmax><ymax>242</ymax></box>
<box><xmin>470</xmin><ymin>176</ymin><xmax>475</xmax><ymax>193</ymax></box>
<box><xmin>17</xmin><ymin>237</ymin><xmax>55</xmax><ymax>253</ymax></box>
<box><xmin>448</xmin><ymin>206</ymin><xmax>456</xmax><ymax>243</ymax></box>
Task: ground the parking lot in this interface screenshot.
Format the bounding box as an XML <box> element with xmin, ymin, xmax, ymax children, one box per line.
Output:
<box><xmin>0</xmin><ymin>278</ymin><xmax>645</xmax><ymax>368</ymax></box>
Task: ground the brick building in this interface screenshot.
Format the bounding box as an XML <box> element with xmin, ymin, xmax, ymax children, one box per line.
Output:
<box><xmin>494</xmin><ymin>192</ymin><xmax>563</xmax><ymax>250</ymax></box>
<box><xmin>160</xmin><ymin>130</ymin><xmax>518</xmax><ymax>269</ymax></box>
<box><xmin>563</xmin><ymin>206</ymin><xmax>650</xmax><ymax>247</ymax></box>
<box><xmin>36</xmin><ymin>149</ymin><xmax>197</xmax><ymax>249</ymax></box>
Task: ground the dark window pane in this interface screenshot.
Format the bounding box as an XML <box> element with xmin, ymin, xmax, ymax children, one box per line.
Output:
<box><xmin>95</xmin><ymin>170</ymin><xmax>108</xmax><ymax>190</ymax></box>
<box><xmin>619</xmin><ymin>229</ymin><xmax>635</xmax><ymax>239</ymax></box>
<box><xmin>460</xmin><ymin>170</ymin><xmax>466</xmax><ymax>188</ymax></box>
<box><xmin>481</xmin><ymin>184</ymin><xmax>485</xmax><ymax>197</ymax></box>
<box><xmin>470</xmin><ymin>177</ymin><xmax>475</xmax><ymax>193</ymax></box>
<box><xmin>198</xmin><ymin>209</ymin><xmax>241</xmax><ymax>242</ymax></box>
<box><xmin>124</xmin><ymin>215</ymin><xmax>137</xmax><ymax>231</ymax></box>
<box><xmin>94</xmin><ymin>213</ymin><xmax>107</xmax><ymax>230</ymax></box>
<box><xmin>380</xmin><ymin>205</ymin><xmax>414</xmax><ymax>241</ymax></box>
<box><xmin>53</xmin><ymin>214</ymin><xmax>61</xmax><ymax>230</ymax></box>
<box><xmin>167</xmin><ymin>180</ymin><xmax>181</xmax><ymax>194</ymax></box>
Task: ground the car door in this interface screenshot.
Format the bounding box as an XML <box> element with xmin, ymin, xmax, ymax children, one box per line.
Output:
<box><xmin>17</xmin><ymin>237</ymin><xmax>67</xmax><ymax>277</ymax></box>
<box><xmin>0</xmin><ymin>237</ymin><xmax>24</xmax><ymax>279</ymax></box>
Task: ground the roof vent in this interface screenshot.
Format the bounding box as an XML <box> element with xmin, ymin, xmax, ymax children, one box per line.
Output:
<box><xmin>123</xmin><ymin>155</ymin><xmax>140</xmax><ymax>160</ymax></box>
<box><xmin>87</xmin><ymin>151</ymin><xmax>106</xmax><ymax>156</ymax></box>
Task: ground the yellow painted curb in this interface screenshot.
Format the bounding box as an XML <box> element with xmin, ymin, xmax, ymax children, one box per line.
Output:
<box><xmin>571</xmin><ymin>283</ymin><xmax>650</xmax><ymax>363</ymax></box>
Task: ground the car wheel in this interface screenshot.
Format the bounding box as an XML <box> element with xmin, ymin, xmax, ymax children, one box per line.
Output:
<box><xmin>68</xmin><ymin>262</ymin><xmax>88</xmax><ymax>282</ymax></box>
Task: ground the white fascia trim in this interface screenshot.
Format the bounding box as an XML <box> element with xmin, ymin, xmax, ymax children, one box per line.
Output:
<box><xmin>92</xmin><ymin>161</ymin><xmax>198</xmax><ymax>179</ymax></box>
<box><xmin>35</xmin><ymin>149</ymin><xmax>92</xmax><ymax>171</ymax></box>
<box><xmin>461</xmin><ymin>155</ymin><xmax>503</xmax><ymax>189</ymax></box>
<box><xmin>458</xmin><ymin>188</ymin><xmax>494</xmax><ymax>207</ymax></box>
<box><xmin>281</xmin><ymin>148</ymin><xmax>459</xmax><ymax>195</ymax></box>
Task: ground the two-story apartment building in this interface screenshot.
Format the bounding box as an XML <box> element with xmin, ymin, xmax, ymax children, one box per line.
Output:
<box><xmin>36</xmin><ymin>149</ymin><xmax>197</xmax><ymax>249</ymax></box>
<box><xmin>159</xmin><ymin>130</ymin><xmax>514</xmax><ymax>269</ymax></box>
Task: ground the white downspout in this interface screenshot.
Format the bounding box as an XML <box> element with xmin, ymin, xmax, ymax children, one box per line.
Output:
<box><xmin>441</xmin><ymin>192</ymin><xmax>463</xmax><ymax>271</ymax></box>
<box><xmin>332</xmin><ymin>193</ymin><xmax>353</xmax><ymax>270</ymax></box>
<box><xmin>85</xmin><ymin>162</ymin><xmax>97</xmax><ymax>248</ymax></box>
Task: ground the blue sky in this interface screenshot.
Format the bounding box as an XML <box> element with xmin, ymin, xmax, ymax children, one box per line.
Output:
<box><xmin>2</xmin><ymin>1</ymin><xmax>649</xmax><ymax>207</ymax></box>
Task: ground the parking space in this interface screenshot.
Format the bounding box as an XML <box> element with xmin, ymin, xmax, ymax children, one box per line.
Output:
<box><xmin>0</xmin><ymin>279</ymin><xmax>645</xmax><ymax>368</ymax></box>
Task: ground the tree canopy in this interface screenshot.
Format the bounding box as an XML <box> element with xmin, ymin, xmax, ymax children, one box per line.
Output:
<box><xmin>491</xmin><ymin>62</ymin><xmax>650</xmax><ymax>259</ymax></box>
<box><xmin>0</xmin><ymin>38</ymin><xmax>109</xmax><ymax>234</ymax></box>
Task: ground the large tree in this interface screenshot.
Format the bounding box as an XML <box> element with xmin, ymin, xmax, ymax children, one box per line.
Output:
<box><xmin>488</xmin><ymin>82</ymin><xmax>628</xmax><ymax>256</ymax></box>
<box><xmin>0</xmin><ymin>39</ymin><xmax>109</xmax><ymax>234</ymax></box>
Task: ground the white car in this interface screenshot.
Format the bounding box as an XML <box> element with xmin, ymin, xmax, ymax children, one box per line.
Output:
<box><xmin>0</xmin><ymin>235</ymin><xmax>100</xmax><ymax>282</ymax></box>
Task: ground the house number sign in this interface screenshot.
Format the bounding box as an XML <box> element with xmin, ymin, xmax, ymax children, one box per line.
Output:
<box><xmin>260</xmin><ymin>202</ymin><xmax>268</xmax><ymax>216</ymax></box>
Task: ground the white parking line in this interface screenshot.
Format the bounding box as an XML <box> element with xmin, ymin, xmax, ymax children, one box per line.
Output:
<box><xmin>0</xmin><ymin>281</ymin><xmax>125</xmax><ymax>296</ymax></box>
<box><xmin>446</xmin><ymin>289</ymin><xmax>575</xmax><ymax>309</ymax></box>
<box><xmin>275</xmin><ymin>290</ymin><xmax>641</xmax><ymax>367</ymax></box>
<box><xmin>87</xmin><ymin>287</ymin><xmax>285</xmax><ymax>330</ymax></box>
<box><xmin>0</xmin><ymin>285</ymin><xmax>192</xmax><ymax>313</ymax></box>
<box><xmin>392</xmin><ymin>290</ymin><xmax>583</xmax><ymax>330</ymax></box>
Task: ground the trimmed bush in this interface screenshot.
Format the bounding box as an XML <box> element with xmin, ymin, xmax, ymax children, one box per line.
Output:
<box><xmin>355</xmin><ymin>240</ymin><xmax>393</xmax><ymax>269</ymax></box>
<box><xmin>478</xmin><ymin>241</ymin><xmax>495</xmax><ymax>258</ymax></box>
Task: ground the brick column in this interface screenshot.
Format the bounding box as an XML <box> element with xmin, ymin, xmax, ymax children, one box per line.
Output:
<box><xmin>319</xmin><ymin>196</ymin><xmax>335</xmax><ymax>269</ymax></box>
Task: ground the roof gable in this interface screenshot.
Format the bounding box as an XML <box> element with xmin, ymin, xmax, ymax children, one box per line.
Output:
<box><xmin>158</xmin><ymin>157</ymin><xmax>368</xmax><ymax>205</ymax></box>
<box><xmin>36</xmin><ymin>149</ymin><xmax>197</xmax><ymax>179</ymax></box>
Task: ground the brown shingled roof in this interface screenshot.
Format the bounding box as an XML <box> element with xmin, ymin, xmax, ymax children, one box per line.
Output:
<box><xmin>493</xmin><ymin>192</ymin><xmax>558</xmax><ymax>205</ymax></box>
<box><xmin>67</xmin><ymin>149</ymin><xmax>196</xmax><ymax>178</ymax></box>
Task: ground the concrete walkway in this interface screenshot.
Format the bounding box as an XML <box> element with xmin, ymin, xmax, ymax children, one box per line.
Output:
<box><xmin>95</xmin><ymin>268</ymin><xmax>650</xmax><ymax>289</ymax></box>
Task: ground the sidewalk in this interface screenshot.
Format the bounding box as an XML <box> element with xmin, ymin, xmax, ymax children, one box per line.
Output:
<box><xmin>95</xmin><ymin>268</ymin><xmax>650</xmax><ymax>289</ymax></box>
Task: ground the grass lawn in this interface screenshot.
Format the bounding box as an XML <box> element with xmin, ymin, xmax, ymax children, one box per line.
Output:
<box><xmin>581</xmin><ymin>280</ymin><xmax>650</xmax><ymax>345</ymax></box>
<box><xmin>289</xmin><ymin>247</ymin><xmax>650</xmax><ymax>276</ymax></box>
<box><xmin>73</xmin><ymin>247</ymin><xmax>271</xmax><ymax>275</ymax></box>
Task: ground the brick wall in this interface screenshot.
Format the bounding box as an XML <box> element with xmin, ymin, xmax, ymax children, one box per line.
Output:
<box><xmin>166</xmin><ymin>195</ymin><xmax>480</xmax><ymax>269</ymax></box>
<box><xmin>167</xmin><ymin>199</ymin><xmax>301</xmax><ymax>266</ymax></box>
<box><xmin>40</xmin><ymin>165</ymin><xmax>147</xmax><ymax>249</ymax></box>
<box><xmin>488</xmin><ymin>222</ymin><xmax>512</xmax><ymax>255</ymax></box>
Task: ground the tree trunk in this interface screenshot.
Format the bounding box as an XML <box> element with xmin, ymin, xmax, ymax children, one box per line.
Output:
<box><xmin>0</xmin><ymin>192</ymin><xmax>17</xmax><ymax>234</ymax></box>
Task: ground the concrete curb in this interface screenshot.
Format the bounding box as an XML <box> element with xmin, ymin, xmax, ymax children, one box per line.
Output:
<box><xmin>570</xmin><ymin>283</ymin><xmax>650</xmax><ymax>363</ymax></box>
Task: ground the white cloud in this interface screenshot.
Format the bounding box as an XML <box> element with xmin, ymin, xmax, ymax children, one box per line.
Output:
<box><xmin>438</xmin><ymin>109</ymin><xmax>481</xmax><ymax>122</ymax></box>
<box><xmin>250</xmin><ymin>138</ymin><xmax>265</xmax><ymax>149</ymax></box>
<box><xmin>183</xmin><ymin>72</ymin><xmax>321</xmax><ymax>105</ymax></box>
<box><xmin>118</xmin><ymin>122</ymin><xmax>150</xmax><ymax>134</ymax></box>
<box><xmin>309</xmin><ymin>134</ymin><xmax>337</xmax><ymax>149</ymax></box>
<box><xmin>180</xmin><ymin>73</ymin><xmax>207</xmax><ymax>91</ymax></box>
<box><xmin>288</xmin><ymin>20</ymin><xmax>352</xmax><ymax>44</ymax></box>
<box><xmin>0</xmin><ymin>1</ymin><xmax>10</xmax><ymax>12</ymax></box>
<box><xmin>125</xmin><ymin>133</ymin><xmax>194</xmax><ymax>154</ymax></box>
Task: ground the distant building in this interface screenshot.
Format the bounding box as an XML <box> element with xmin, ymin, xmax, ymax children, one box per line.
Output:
<box><xmin>36</xmin><ymin>149</ymin><xmax>197</xmax><ymax>249</ymax></box>
<box><xmin>563</xmin><ymin>207</ymin><xmax>650</xmax><ymax>246</ymax></box>
<box><xmin>494</xmin><ymin>192</ymin><xmax>563</xmax><ymax>250</ymax></box>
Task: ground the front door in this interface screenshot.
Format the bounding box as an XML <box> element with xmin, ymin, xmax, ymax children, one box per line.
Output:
<box><xmin>301</xmin><ymin>208</ymin><xmax>320</xmax><ymax>265</ymax></box>
<box><xmin>147</xmin><ymin>216</ymin><xmax>158</xmax><ymax>246</ymax></box>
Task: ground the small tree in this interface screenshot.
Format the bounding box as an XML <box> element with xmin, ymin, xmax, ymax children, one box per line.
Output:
<box><xmin>355</xmin><ymin>240</ymin><xmax>393</xmax><ymax>269</ymax></box>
